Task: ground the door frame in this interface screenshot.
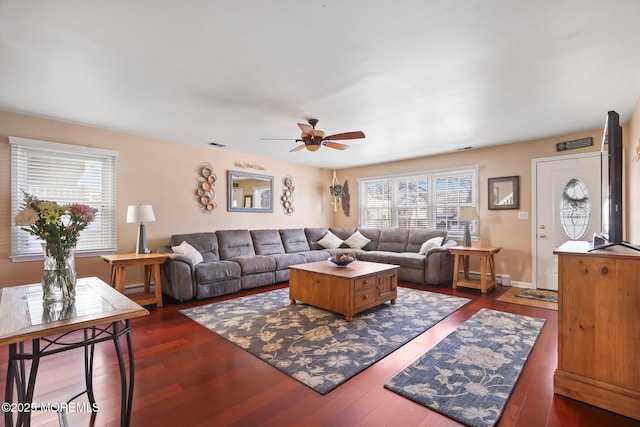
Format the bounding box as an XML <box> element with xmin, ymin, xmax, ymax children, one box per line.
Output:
<box><xmin>530</xmin><ymin>151</ymin><xmax>603</xmax><ymax>289</ymax></box>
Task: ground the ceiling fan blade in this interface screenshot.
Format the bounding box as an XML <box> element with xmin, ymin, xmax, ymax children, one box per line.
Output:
<box><xmin>290</xmin><ymin>144</ymin><xmax>306</xmax><ymax>152</ymax></box>
<box><xmin>325</xmin><ymin>131</ymin><xmax>365</xmax><ymax>141</ymax></box>
<box><xmin>298</xmin><ymin>123</ymin><xmax>315</xmax><ymax>137</ymax></box>
<box><xmin>324</xmin><ymin>141</ymin><xmax>350</xmax><ymax>150</ymax></box>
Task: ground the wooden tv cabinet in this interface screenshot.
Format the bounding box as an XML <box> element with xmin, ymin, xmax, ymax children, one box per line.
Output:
<box><xmin>553</xmin><ymin>241</ymin><xmax>640</xmax><ymax>420</ymax></box>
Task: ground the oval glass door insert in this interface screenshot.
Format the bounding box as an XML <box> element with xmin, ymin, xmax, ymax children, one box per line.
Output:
<box><xmin>559</xmin><ymin>178</ymin><xmax>591</xmax><ymax>240</ymax></box>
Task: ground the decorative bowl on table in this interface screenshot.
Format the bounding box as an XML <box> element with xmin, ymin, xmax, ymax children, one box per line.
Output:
<box><xmin>328</xmin><ymin>253</ymin><xmax>356</xmax><ymax>267</ymax></box>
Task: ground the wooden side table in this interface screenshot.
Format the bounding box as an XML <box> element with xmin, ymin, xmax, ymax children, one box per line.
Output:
<box><xmin>101</xmin><ymin>253</ymin><xmax>168</xmax><ymax>307</ymax></box>
<box><xmin>449</xmin><ymin>246</ymin><xmax>502</xmax><ymax>293</ymax></box>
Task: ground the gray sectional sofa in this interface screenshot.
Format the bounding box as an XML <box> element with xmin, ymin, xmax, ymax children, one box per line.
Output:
<box><xmin>157</xmin><ymin>227</ymin><xmax>457</xmax><ymax>302</ymax></box>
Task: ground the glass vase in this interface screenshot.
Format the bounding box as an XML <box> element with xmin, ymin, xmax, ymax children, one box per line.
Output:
<box><xmin>41</xmin><ymin>243</ymin><xmax>77</xmax><ymax>302</ymax></box>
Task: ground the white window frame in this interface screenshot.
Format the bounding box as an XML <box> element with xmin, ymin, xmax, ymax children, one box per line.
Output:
<box><xmin>358</xmin><ymin>166</ymin><xmax>479</xmax><ymax>239</ymax></box>
<box><xmin>10</xmin><ymin>137</ymin><xmax>118</xmax><ymax>262</ymax></box>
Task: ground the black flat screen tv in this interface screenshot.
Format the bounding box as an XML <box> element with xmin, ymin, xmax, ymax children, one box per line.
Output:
<box><xmin>595</xmin><ymin>110</ymin><xmax>639</xmax><ymax>251</ymax></box>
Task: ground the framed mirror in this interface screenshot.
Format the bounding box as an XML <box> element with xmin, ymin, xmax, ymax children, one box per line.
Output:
<box><xmin>488</xmin><ymin>176</ymin><xmax>520</xmax><ymax>210</ymax></box>
<box><xmin>227</xmin><ymin>170</ymin><xmax>274</xmax><ymax>212</ymax></box>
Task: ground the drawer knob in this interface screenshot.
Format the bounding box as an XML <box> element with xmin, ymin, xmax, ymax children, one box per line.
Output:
<box><xmin>363</xmin><ymin>295</ymin><xmax>369</xmax><ymax>300</ymax></box>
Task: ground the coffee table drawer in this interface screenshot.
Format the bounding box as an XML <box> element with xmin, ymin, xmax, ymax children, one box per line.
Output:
<box><xmin>354</xmin><ymin>287</ymin><xmax>379</xmax><ymax>310</ymax></box>
<box><xmin>354</xmin><ymin>275</ymin><xmax>377</xmax><ymax>290</ymax></box>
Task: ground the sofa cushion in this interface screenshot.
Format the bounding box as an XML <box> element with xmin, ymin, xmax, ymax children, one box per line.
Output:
<box><xmin>279</xmin><ymin>229</ymin><xmax>311</xmax><ymax>252</ymax></box>
<box><xmin>329</xmin><ymin>228</ymin><xmax>356</xmax><ymax>245</ymax></box>
<box><xmin>228</xmin><ymin>255</ymin><xmax>277</xmax><ymax>275</ymax></box>
<box><xmin>317</xmin><ymin>230</ymin><xmax>344</xmax><ymax>249</ymax></box>
<box><xmin>387</xmin><ymin>252</ymin><xmax>426</xmax><ymax>269</ymax></box>
<box><xmin>419</xmin><ymin>236</ymin><xmax>444</xmax><ymax>255</ymax></box>
<box><xmin>269</xmin><ymin>252</ymin><xmax>307</xmax><ymax>270</ymax></box>
<box><xmin>300</xmin><ymin>250</ymin><xmax>332</xmax><ymax>263</ymax></box>
<box><xmin>170</xmin><ymin>232</ymin><xmax>220</xmax><ymax>262</ymax></box>
<box><xmin>343</xmin><ymin>230</ymin><xmax>371</xmax><ymax>249</ymax></box>
<box><xmin>356</xmin><ymin>228</ymin><xmax>381</xmax><ymax>251</ymax></box>
<box><xmin>358</xmin><ymin>251</ymin><xmax>392</xmax><ymax>264</ymax></box>
<box><xmin>377</xmin><ymin>229</ymin><xmax>410</xmax><ymax>252</ymax></box>
<box><xmin>251</xmin><ymin>229</ymin><xmax>285</xmax><ymax>255</ymax></box>
<box><xmin>305</xmin><ymin>227</ymin><xmax>329</xmax><ymax>250</ymax></box>
<box><xmin>195</xmin><ymin>260</ymin><xmax>241</xmax><ymax>283</ymax></box>
<box><xmin>171</xmin><ymin>241</ymin><xmax>203</xmax><ymax>265</ymax></box>
<box><xmin>407</xmin><ymin>229</ymin><xmax>448</xmax><ymax>253</ymax></box>
<box><xmin>216</xmin><ymin>229</ymin><xmax>255</xmax><ymax>259</ymax></box>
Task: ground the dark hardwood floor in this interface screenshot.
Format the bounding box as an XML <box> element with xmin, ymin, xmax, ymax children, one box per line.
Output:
<box><xmin>2</xmin><ymin>283</ymin><xmax>639</xmax><ymax>427</ymax></box>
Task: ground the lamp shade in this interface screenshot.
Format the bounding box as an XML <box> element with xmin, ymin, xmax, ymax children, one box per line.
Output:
<box><xmin>126</xmin><ymin>204</ymin><xmax>156</xmax><ymax>223</ymax></box>
<box><xmin>459</xmin><ymin>207</ymin><xmax>479</xmax><ymax>221</ymax></box>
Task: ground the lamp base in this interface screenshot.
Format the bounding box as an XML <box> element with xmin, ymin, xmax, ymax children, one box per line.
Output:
<box><xmin>463</xmin><ymin>224</ymin><xmax>471</xmax><ymax>247</ymax></box>
<box><xmin>136</xmin><ymin>223</ymin><xmax>147</xmax><ymax>254</ymax></box>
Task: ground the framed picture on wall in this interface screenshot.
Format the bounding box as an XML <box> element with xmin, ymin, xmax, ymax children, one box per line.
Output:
<box><xmin>488</xmin><ymin>176</ymin><xmax>520</xmax><ymax>210</ymax></box>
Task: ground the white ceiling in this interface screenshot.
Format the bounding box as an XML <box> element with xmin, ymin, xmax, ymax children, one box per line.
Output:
<box><xmin>1</xmin><ymin>1</ymin><xmax>640</xmax><ymax>169</ymax></box>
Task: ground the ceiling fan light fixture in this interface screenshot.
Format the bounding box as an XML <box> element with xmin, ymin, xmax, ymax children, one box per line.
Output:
<box><xmin>306</xmin><ymin>143</ymin><xmax>321</xmax><ymax>152</ymax></box>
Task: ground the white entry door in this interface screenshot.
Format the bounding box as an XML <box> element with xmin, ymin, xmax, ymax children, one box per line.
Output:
<box><xmin>533</xmin><ymin>152</ymin><xmax>604</xmax><ymax>290</ymax></box>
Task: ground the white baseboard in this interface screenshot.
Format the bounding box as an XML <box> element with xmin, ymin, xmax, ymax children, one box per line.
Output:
<box><xmin>503</xmin><ymin>280</ymin><xmax>533</xmax><ymax>289</ymax></box>
<box><xmin>457</xmin><ymin>272</ymin><xmax>532</xmax><ymax>289</ymax></box>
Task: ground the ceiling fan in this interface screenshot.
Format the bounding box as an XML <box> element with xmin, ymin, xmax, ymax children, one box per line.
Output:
<box><xmin>262</xmin><ymin>119</ymin><xmax>365</xmax><ymax>152</ymax></box>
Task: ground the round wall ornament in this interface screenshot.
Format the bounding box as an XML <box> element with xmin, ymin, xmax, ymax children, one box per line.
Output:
<box><xmin>281</xmin><ymin>175</ymin><xmax>295</xmax><ymax>215</ymax></box>
<box><xmin>196</xmin><ymin>162</ymin><xmax>217</xmax><ymax>213</ymax></box>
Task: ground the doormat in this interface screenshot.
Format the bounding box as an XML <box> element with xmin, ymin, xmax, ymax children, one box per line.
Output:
<box><xmin>516</xmin><ymin>289</ymin><xmax>558</xmax><ymax>303</ymax></box>
<box><xmin>496</xmin><ymin>287</ymin><xmax>557</xmax><ymax>311</ymax></box>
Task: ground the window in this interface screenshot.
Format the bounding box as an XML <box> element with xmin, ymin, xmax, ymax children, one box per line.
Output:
<box><xmin>358</xmin><ymin>166</ymin><xmax>478</xmax><ymax>238</ymax></box>
<box><xmin>10</xmin><ymin>137</ymin><xmax>118</xmax><ymax>260</ymax></box>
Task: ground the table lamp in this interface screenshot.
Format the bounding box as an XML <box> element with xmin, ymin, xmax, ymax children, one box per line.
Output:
<box><xmin>126</xmin><ymin>204</ymin><xmax>156</xmax><ymax>254</ymax></box>
<box><xmin>459</xmin><ymin>207</ymin><xmax>478</xmax><ymax>247</ymax></box>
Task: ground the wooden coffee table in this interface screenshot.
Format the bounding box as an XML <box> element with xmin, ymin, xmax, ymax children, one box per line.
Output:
<box><xmin>289</xmin><ymin>260</ymin><xmax>399</xmax><ymax>321</ymax></box>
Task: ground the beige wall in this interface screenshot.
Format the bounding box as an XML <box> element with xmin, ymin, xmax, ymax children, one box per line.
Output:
<box><xmin>333</xmin><ymin>129</ymin><xmax>609</xmax><ymax>285</ymax></box>
<box><xmin>3</xmin><ymin>102</ymin><xmax>639</xmax><ymax>289</ymax></box>
<box><xmin>0</xmin><ymin>110</ymin><xmax>333</xmax><ymax>288</ymax></box>
<box><xmin>627</xmin><ymin>97</ymin><xmax>640</xmax><ymax>243</ymax></box>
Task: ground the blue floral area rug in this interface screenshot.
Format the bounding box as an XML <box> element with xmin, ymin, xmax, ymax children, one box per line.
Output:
<box><xmin>180</xmin><ymin>288</ymin><xmax>470</xmax><ymax>394</ymax></box>
<box><xmin>385</xmin><ymin>308</ymin><xmax>546</xmax><ymax>427</ymax></box>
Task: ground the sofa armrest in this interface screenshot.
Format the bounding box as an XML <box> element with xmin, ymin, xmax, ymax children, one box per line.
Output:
<box><xmin>158</xmin><ymin>247</ymin><xmax>197</xmax><ymax>301</ymax></box>
<box><xmin>423</xmin><ymin>241</ymin><xmax>456</xmax><ymax>285</ymax></box>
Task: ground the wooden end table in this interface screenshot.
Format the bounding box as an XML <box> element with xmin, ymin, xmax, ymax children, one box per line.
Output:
<box><xmin>101</xmin><ymin>253</ymin><xmax>168</xmax><ymax>307</ymax></box>
<box><xmin>449</xmin><ymin>246</ymin><xmax>502</xmax><ymax>294</ymax></box>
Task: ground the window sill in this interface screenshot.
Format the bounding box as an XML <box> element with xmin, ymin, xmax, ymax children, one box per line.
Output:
<box><xmin>10</xmin><ymin>249</ymin><xmax>117</xmax><ymax>263</ymax></box>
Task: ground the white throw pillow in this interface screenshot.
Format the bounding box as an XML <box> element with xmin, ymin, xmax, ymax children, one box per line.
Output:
<box><xmin>344</xmin><ymin>230</ymin><xmax>371</xmax><ymax>249</ymax></box>
<box><xmin>171</xmin><ymin>241</ymin><xmax>203</xmax><ymax>265</ymax></box>
<box><xmin>418</xmin><ymin>236</ymin><xmax>444</xmax><ymax>255</ymax></box>
<box><xmin>317</xmin><ymin>231</ymin><xmax>344</xmax><ymax>249</ymax></box>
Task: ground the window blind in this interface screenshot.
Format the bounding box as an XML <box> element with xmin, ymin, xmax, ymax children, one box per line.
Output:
<box><xmin>358</xmin><ymin>166</ymin><xmax>478</xmax><ymax>237</ymax></box>
<box><xmin>358</xmin><ymin>179</ymin><xmax>392</xmax><ymax>228</ymax></box>
<box><xmin>10</xmin><ymin>137</ymin><xmax>118</xmax><ymax>260</ymax></box>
